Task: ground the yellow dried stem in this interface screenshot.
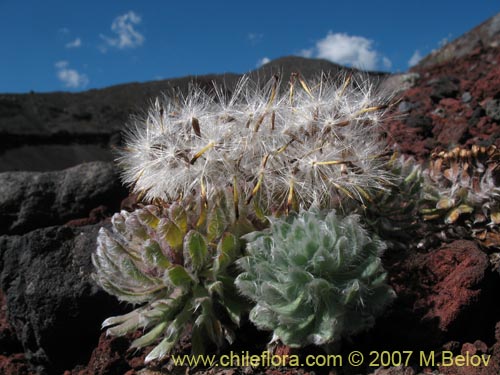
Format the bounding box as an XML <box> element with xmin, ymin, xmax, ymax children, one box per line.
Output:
<box><xmin>233</xmin><ymin>176</ymin><xmax>239</xmax><ymax>219</ymax></box>
<box><xmin>246</xmin><ymin>154</ymin><xmax>270</xmax><ymax>204</ymax></box>
<box><xmin>289</xmin><ymin>73</ymin><xmax>297</xmax><ymax>105</ymax></box>
<box><xmin>339</xmin><ymin>73</ymin><xmax>352</xmax><ymax>96</ymax></box>
<box><xmin>190</xmin><ymin>142</ymin><xmax>215</xmax><ymax>165</ymax></box>
<box><xmin>287</xmin><ymin>179</ymin><xmax>295</xmax><ymax>213</ymax></box>
<box><xmin>312</xmin><ymin>160</ymin><xmax>349</xmax><ymax>166</ymax></box>
<box><xmin>297</xmin><ymin>74</ymin><xmax>314</xmax><ymax>99</ymax></box>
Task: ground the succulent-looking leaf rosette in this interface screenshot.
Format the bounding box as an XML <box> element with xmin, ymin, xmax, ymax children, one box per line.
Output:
<box><xmin>92</xmin><ymin>189</ymin><xmax>258</xmax><ymax>362</ymax></box>
<box><xmin>118</xmin><ymin>74</ymin><xmax>394</xmax><ymax>210</ymax></box>
<box><xmin>235</xmin><ymin>209</ymin><xmax>395</xmax><ymax>347</ymax></box>
<box><xmin>363</xmin><ymin>153</ymin><xmax>423</xmax><ymax>250</ymax></box>
<box><xmin>420</xmin><ymin>145</ymin><xmax>500</xmax><ymax>248</ymax></box>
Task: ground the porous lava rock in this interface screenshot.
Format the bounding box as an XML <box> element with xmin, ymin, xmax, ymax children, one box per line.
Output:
<box><xmin>0</xmin><ymin>161</ymin><xmax>127</xmax><ymax>235</ymax></box>
<box><xmin>376</xmin><ymin>240</ymin><xmax>494</xmax><ymax>352</ymax></box>
<box><xmin>385</xmin><ymin>22</ymin><xmax>500</xmax><ymax>161</ymax></box>
<box><xmin>439</xmin><ymin>336</ymin><xmax>500</xmax><ymax>375</ymax></box>
<box><xmin>416</xmin><ymin>240</ymin><xmax>489</xmax><ymax>332</ymax></box>
<box><xmin>0</xmin><ymin>290</ymin><xmax>22</xmax><ymax>355</ymax></box>
<box><xmin>0</xmin><ymin>224</ymin><xmax>130</xmax><ymax>374</ymax></box>
<box><xmin>76</xmin><ymin>334</ymin><xmax>134</xmax><ymax>375</ymax></box>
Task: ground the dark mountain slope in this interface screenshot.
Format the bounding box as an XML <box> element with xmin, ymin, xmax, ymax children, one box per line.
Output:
<box><xmin>0</xmin><ymin>57</ymin><xmax>386</xmax><ymax>172</ymax></box>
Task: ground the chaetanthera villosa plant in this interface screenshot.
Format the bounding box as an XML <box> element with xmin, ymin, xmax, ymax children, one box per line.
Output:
<box><xmin>92</xmin><ymin>189</ymin><xmax>259</xmax><ymax>362</ymax></box>
<box><xmin>235</xmin><ymin>209</ymin><xmax>395</xmax><ymax>348</ymax></box>
<box><xmin>118</xmin><ymin>73</ymin><xmax>394</xmax><ymax>210</ymax></box>
<box><xmin>94</xmin><ymin>72</ymin><xmax>399</xmax><ymax>363</ymax></box>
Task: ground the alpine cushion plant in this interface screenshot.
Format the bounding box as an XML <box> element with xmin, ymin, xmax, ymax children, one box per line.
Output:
<box><xmin>235</xmin><ymin>209</ymin><xmax>395</xmax><ymax>348</ymax></box>
<box><xmin>363</xmin><ymin>153</ymin><xmax>423</xmax><ymax>250</ymax></box>
<box><xmin>420</xmin><ymin>145</ymin><xmax>500</xmax><ymax>248</ymax></box>
<box><xmin>93</xmin><ymin>72</ymin><xmax>399</xmax><ymax>363</ymax></box>
<box><xmin>92</xmin><ymin>189</ymin><xmax>258</xmax><ymax>362</ymax></box>
<box><xmin>118</xmin><ymin>73</ymin><xmax>394</xmax><ymax>210</ymax></box>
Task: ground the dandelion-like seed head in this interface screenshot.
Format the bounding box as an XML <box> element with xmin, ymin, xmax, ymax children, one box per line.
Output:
<box><xmin>119</xmin><ymin>72</ymin><xmax>394</xmax><ymax>209</ymax></box>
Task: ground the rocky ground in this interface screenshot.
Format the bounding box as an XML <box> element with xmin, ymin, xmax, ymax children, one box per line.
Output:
<box><xmin>1</xmin><ymin>13</ymin><xmax>500</xmax><ymax>375</ymax></box>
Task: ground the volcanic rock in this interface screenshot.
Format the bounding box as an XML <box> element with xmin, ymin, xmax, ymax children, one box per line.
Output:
<box><xmin>416</xmin><ymin>241</ymin><xmax>489</xmax><ymax>333</ymax></box>
<box><xmin>0</xmin><ymin>161</ymin><xmax>127</xmax><ymax>235</ymax></box>
<box><xmin>429</xmin><ymin>76</ymin><xmax>460</xmax><ymax>102</ymax></box>
<box><xmin>377</xmin><ymin>240</ymin><xmax>495</xmax><ymax>352</ymax></box>
<box><xmin>0</xmin><ymin>224</ymin><xmax>129</xmax><ymax>374</ymax></box>
<box><xmin>439</xmin><ymin>338</ymin><xmax>500</xmax><ymax>375</ymax></box>
<box><xmin>0</xmin><ymin>353</ymin><xmax>33</xmax><ymax>375</ymax></box>
<box><xmin>81</xmin><ymin>334</ymin><xmax>133</xmax><ymax>375</ymax></box>
<box><xmin>484</xmin><ymin>98</ymin><xmax>500</xmax><ymax>121</ymax></box>
<box><xmin>367</xmin><ymin>366</ymin><xmax>415</xmax><ymax>375</ymax></box>
<box><xmin>385</xmin><ymin>46</ymin><xmax>500</xmax><ymax>159</ymax></box>
<box><xmin>0</xmin><ymin>290</ymin><xmax>21</xmax><ymax>355</ymax></box>
<box><xmin>416</xmin><ymin>13</ymin><xmax>500</xmax><ymax>69</ymax></box>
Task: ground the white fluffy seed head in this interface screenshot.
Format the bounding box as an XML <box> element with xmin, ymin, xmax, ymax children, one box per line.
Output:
<box><xmin>118</xmin><ymin>73</ymin><xmax>395</xmax><ymax>210</ymax></box>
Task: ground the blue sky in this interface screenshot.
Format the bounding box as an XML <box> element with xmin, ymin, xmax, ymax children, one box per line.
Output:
<box><xmin>1</xmin><ymin>1</ymin><xmax>499</xmax><ymax>93</ymax></box>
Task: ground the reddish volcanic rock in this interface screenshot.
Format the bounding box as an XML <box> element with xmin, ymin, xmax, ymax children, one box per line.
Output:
<box><xmin>416</xmin><ymin>240</ymin><xmax>488</xmax><ymax>332</ymax></box>
<box><xmin>385</xmin><ymin>44</ymin><xmax>500</xmax><ymax>160</ymax></box>
<box><xmin>68</xmin><ymin>331</ymin><xmax>152</xmax><ymax>375</ymax></box>
<box><xmin>470</xmin><ymin>65</ymin><xmax>500</xmax><ymax>101</ymax></box>
<box><xmin>432</xmin><ymin>98</ymin><xmax>469</xmax><ymax>145</ymax></box>
<box><xmin>75</xmin><ymin>333</ymin><xmax>132</xmax><ymax>375</ymax></box>
<box><xmin>65</xmin><ymin>205</ymin><xmax>112</xmax><ymax>227</ymax></box>
<box><xmin>0</xmin><ymin>353</ymin><xmax>34</xmax><ymax>375</ymax></box>
<box><xmin>439</xmin><ymin>339</ymin><xmax>500</xmax><ymax>375</ymax></box>
<box><xmin>368</xmin><ymin>366</ymin><xmax>415</xmax><ymax>375</ymax></box>
<box><xmin>0</xmin><ymin>291</ymin><xmax>30</xmax><ymax>374</ymax></box>
<box><xmin>384</xmin><ymin>240</ymin><xmax>490</xmax><ymax>348</ymax></box>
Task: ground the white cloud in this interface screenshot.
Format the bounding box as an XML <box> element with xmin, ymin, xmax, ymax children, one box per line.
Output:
<box><xmin>55</xmin><ymin>61</ymin><xmax>89</xmax><ymax>89</ymax></box>
<box><xmin>248</xmin><ymin>32</ymin><xmax>263</xmax><ymax>45</ymax></box>
<box><xmin>100</xmin><ymin>11</ymin><xmax>144</xmax><ymax>51</ymax></box>
<box><xmin>299</xmin><ymin>48</ymin><xmax>313</xmax><ymax>58</ymax></box>
<box><xmin>316</xmin><ymin>33</ymin><xmax>377</xmax><ymax>70</ymax></box>
<box><xmin>257</xmin><ymin>57</ymin><xmax>271</xmax><ymax>67</ymax></box>
<box><xmin>438</xmin><ymin>34</ymin><xmax>452</xmax><ymax>47</ymax></box>
<box><xmin>408</xmin><ymin>50</ymin><xmax>423</xmax><ymax>67</ymax></box>
<box><xmin>430</xmin><ymin>33</ymin><xmax>454</xmax><ymax>54</ymax></box>
<box><xmin>300</xmin><ymin>32</ymin><xmax>390</xmax><ymax>71</ymax></box>
<box><xmin>65</xmin><ymin>38</ymin><xmax>82</xmax><ymax>48</ymax></box>
<box><xmin>382</xmin><ymin>56</ymin><xmax>392</xmax><ymax>69</ymax></box>
<box><xmin>55</xmin><ymin>60</ymin><xmax>68</xmax><ymax>69</ymax></box>
<box><xmin>438</xmin><ymin>38</ymin><xmax>449</xmax><ymax>47</ymax></box>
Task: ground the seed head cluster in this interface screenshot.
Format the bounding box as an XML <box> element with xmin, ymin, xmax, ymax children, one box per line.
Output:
<box><xmin>119</xmin><ymin>73</ymin><xmax>393</xmax><ymax>209</ymax></box>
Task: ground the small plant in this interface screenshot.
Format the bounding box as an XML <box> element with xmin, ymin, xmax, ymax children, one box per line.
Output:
<box><xmin>362</xmin><ymin>152</ymin><xmax>423</xmax><ymax>250</ymax></box>
<box><xmin>92</xmin><ymin>189</ymin><xmax>258</xmax><ymax>362</ymax></box>
<box><xmin>235</xmin><ymin>209</ymin><xmax>395</xmax><ymax>348</ymax></box>
<box><xmin>94</xmin><ymin>72</ymin><xmax>399</xmax><ymax>363</ymax></box>
<box><xmin>420</xmin><ymin>145</ymin><xmax>500</xmax><ymax>248</ymax></box>
<box><xmin>118</xmin><ymin>73</ymin><xmax>393</xmax><ymax>210</ymax></box>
